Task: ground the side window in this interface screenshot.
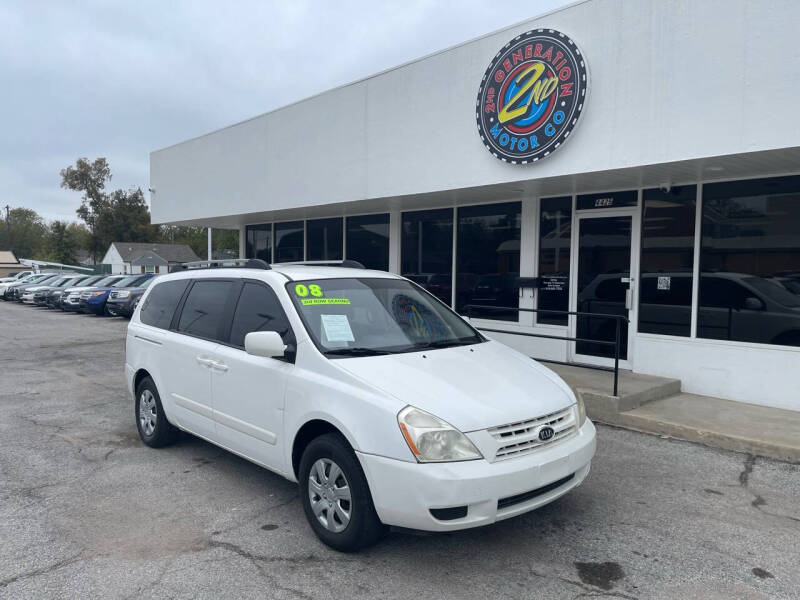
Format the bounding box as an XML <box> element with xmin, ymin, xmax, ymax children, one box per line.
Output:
<box><xmin>700</xmin><ymin>277</ymin><xmax>748</xmax><ymax>309</ymax></box>
<box><xmin>229</xmin><ymin>282</ymin><xmax>293</xmax><ymax>348</ymax></box>
<box><xmin>177</xmin><ymin>281</ymin><xmax>233</xmax><ymax>340</ymax></box>
<box><xmin>140</xmin><ymin>280</ymin><xmax>189</xmax><ymax>329</ymax></box>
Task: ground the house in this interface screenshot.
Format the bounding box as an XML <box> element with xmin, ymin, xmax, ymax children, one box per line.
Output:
<box><xmin>101</xmin><ymin>242</ymin><xmax>200</xmax><ymax>274</ymax></box>
<box><xmin>0</xmin><ymin>251</ymin><xmax>25</xmax><ymax>277</ymax></box>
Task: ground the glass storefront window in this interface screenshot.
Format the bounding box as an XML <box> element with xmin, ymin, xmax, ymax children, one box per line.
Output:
<box><xmin>346</xmin><ymin>214</ymin><xmax>390</xmax><ymax>271</ymax></box>
<box><xmin>456</xmin><ymin>202</ymin><xmax>521</xmax><ymax>321</ymax></box>
<box><xmin>638</xmin><ymin>186</ymin><xmax>696</xmax><ymax>337</ymax></box>
<box><xmin>699</xmin><ymin>176</ymin><xmax>800</xmax><ymax>347</ymax></box>
<box><xmin>245</xmin><ymin>224</ymin><xmax>271</xmax><ymax>262</ymax></box>
<box><xmin>537</xmin><ymin>197</ymin><xmax>571</xmax><ymax>325</ymax></box>
<box><xmin>307</xmin><ymin>217</ymin><xmax>343</xmax><ymax>261</ymax></box>
<box><xmin>273</xmin><ymin>221</ymin><xmax>304</xmax><ymax>263</ymax></box>
<box><xmin>401</xmin><ymin>208</ymin><xmax>453</xmax><ymax>305</ymax></box>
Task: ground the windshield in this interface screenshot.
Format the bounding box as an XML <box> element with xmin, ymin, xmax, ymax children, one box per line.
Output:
<box><xmin>113</xmin><ymin>275</ymin><xmax>142</xmax><ymax>287</ymax></box>
<box><xmin>138</xmin><ymin>277</ymin><xmax>157</xmax><ymax>289</ymax></box>
<box><xmin>745</xmin><ymin>277</ymin><xmax>800</xmax><ymax>308</ymax></box>
<box><xmin>24</xmin><ymin>274</ymin><xmax>50</xmax><ymax>283</ymax></box>
<box><xmin>94</xmin><ymin>276</ymin><xmax>120</xmax><ymax>287</ymax></box>
<box><xmin>287</xmin><ymin>277</ymin><xmax>485</xmax><ymax>357</ymax></box>
<box><xmin>35</xmin><ymin>275</ymin><xmax>60</xmax><ymax>285</ymax></box>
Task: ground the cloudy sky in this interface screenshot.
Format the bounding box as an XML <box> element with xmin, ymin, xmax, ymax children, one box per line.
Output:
<box><xmin>1</xmin><ymin>0</ymin><xmax>571</xmax><ymax>222</ymax></box>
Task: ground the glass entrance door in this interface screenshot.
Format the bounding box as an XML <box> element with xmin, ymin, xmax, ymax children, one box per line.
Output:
<box><xmin>571</xmin><ymin>213</ymin><xmax>634</xmax><ymax>365</ymax></box>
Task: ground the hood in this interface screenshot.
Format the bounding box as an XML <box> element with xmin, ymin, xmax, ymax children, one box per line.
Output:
<box><xmin>332</xmin><ymin>340</ymin><xmax>575</xmax><ymax>432</ymax></box>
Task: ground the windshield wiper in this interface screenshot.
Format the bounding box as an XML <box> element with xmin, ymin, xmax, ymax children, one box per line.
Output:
<box><xmin>324</xmin><ymin>347</ymin><xmax>392</xmax><ymax>357</ymax></box>
<box><xmin>413</xmin><ymin>338</ymin><xmax>480</xmax><ymax>350</ymax></box>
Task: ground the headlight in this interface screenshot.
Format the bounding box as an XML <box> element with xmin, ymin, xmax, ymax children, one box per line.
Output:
<box><xmin>115</xmin><ymin>291</ymin><xmax>130</xmax><ymax>298</ymax></box>
<box><xmin>90</xmin><ymin>291</ymin><xmax>105</xmax><ymax>297</ymax></box>
<box><xmin>575</xmin><ymin>395</ymin><xmax>587</xmax><ymax>427</ymax></box>
<box><xmin>397</xmin><ymin>406</ymin><xmax>483</xmax><ymax>463</ymax></box>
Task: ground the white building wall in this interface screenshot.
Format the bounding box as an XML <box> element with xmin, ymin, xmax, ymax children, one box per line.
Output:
<box><xmin>151</xmin><ymin>0</ymin><xmax>800</xmax><ymax>224</ymax></box>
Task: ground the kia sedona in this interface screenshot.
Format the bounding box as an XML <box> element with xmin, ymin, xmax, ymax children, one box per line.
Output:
<box><xmin>126</xmin><ymin>260</ymin><xmax>595</xmax><ymax>552</ymax></box>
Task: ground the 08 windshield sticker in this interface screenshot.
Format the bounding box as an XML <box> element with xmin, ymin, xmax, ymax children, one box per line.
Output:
<box><xmin>294</xmin><ymin>283</ymin><xmax>350</xmax><ymax>306</ymax></box>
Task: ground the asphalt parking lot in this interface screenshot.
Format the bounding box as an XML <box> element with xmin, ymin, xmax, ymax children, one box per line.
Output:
<box><xmin>1</xmin><ymin>302</ymin><xmax>798</xmax><ymax>599</ymax></box>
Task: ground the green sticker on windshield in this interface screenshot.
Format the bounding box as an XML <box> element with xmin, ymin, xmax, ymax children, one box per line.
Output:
<box><xmin>300</xmin><ymin>298</ymin><xmax>350</xmax><ymax>306</ymax></box>
<box><xmin>295</xmin><ymin>283</ymin><xmax>324</xmax><ymax>297</ymax></box>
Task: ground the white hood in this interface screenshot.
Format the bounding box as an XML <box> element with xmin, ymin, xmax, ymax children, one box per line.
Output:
<box><xmin>332</xmin><ymin>340</ymin><xmax>575</xmax><ymax>432</ymax></box>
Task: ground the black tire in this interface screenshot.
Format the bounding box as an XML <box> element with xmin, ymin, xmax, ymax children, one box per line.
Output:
<box><xmin>135</xmin><ymin>376</ymin><xmax>178</xmax><ymax>448</ymax></box>
<box><xmin>298</xmin><ymin>433</ymin><xmax>386</xmax><ymax>552</ymax></box>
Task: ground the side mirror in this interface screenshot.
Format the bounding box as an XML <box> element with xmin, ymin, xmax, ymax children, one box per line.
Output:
<box><xmin>244</xmin><ymin>331</ymin><xmax>286</xmax><ymax>358</ymax></box>
<box><xmin>743</xmin><ymin>297</ymin><xmax>764</xmax><ymax>311</ymax></box>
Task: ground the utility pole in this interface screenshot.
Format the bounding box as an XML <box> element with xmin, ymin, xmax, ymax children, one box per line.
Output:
<box><xmin>3</xmin><ymin>205</ymin><xmax>9</xmax><ymax>233</ymax></box>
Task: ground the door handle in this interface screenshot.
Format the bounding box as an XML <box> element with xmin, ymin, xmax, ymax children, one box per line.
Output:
<box><xmin>196</xmin><ymin>356</ymin><xmax>216</xmax><ymax>368</ymax></box>
<box><xmin>211</xmin><ymin>361</ymin><xmax>228</xmax><ymax>372</ymax></box>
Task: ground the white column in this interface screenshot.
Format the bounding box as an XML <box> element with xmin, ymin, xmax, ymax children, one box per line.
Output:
<box><xmin>239</xmin><ymin>224</ymin><xmax>246</xmax><ymax>259</ymax></box>
<box><xmin>207</xmin><ymin>227</ymin><xmax>212</xmax><ymax>261</ymax></box>
<box><xmin>388</xmin><ymin>210</ymin><xmax>401</xmax><ymax>274</ymax></box>
<box><xmin>519</xmin><ymin>197</ymin><xmax>538</xmax><ymax>327</ymax></box>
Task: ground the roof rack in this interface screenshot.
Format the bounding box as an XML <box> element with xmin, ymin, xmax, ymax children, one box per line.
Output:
<box><xmin>274</xmin><ymin>260</ymin><xmax>365</xmax><ymax>269</ymax></box>
<box><xmin>169</xmin><ymin>258</ymin><xmax>271</xmax><ymax>273</ymax></box>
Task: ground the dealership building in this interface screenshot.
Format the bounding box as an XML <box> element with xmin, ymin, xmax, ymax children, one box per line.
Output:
<box><xmin>150</xmin><ymin>0</ymin><xmax>800</xmax><ymax>412</ymax></box>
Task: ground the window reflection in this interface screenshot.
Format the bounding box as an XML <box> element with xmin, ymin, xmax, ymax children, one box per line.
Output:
<box><xmin>401</xmin><ymin>209</ymin><xmax>453</xmax><ymax>305</ymax></box>
<box><xmin>346</xmin><ymin>214</ymin><xmax>390</xmax><ymax>271</ymax></box>
<box><xmin>699</xmin><ymin>176</ymin><xmax>800</xmax><ymax>346</ymax></box>
<box><xmin>307</xmin><ymin>217</ymin><xmax>343</xmax><ymax>261</ymax></box>
<box><xmin>245</xmin><ymin>224</ymin><xmax>271</xmax><ymax>262</ymax></box>
<box><xmin>638</xmin><ymin>186</ymin><xmax>696</xmax><ymax>337</ymax></box>
<box><xmin>538</xmin><ymin>197</ymin><xmax>571</xmax><ymax>325</ymax></box>
<box><xmin>456</xmin><ymin>202</ymin><xmax>521</xmax><ymax>321</ymax></box>
<box><xmin>273</xmin><ymin>221</ymin><xmax>304</xmax><ymax>263</ymax></box>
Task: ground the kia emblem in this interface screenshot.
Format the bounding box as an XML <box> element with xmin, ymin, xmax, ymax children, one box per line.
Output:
<box><xmin>538</xmin><ymin>426</ymin><xmax>555</xmax><ymax>441</ymax></box>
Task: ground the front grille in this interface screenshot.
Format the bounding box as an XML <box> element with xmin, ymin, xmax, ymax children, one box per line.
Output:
<box><xmin>488</xmin><ymin>406</ymin><xmax>577</xmax><ymax>461</ymax></box>
<box><xmin>80</xmin><ymin>291</ymin><xmax>91</xmax><ymax>299</ymax></box>
<box><xmin>497</xmin><ymin>473</ymin><xmax>575</xmax><ymax>510</ymax></box>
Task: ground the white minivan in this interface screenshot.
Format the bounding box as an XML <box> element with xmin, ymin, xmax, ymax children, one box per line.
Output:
<box><xmin>126</xmin><ymin>260</ymin><xmax>596</xmax><ymax>551</ymax></box>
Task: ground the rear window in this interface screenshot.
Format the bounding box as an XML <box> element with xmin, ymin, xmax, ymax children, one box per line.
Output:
<box><xmin>140</xmin><ymin>280</ymin><xmax>190</xmax><ymax>329</ymax></box>
<box><xmin>177</xmin><ymin>280</ymin><xmax>233</xmax><ymax>340</ymax></box>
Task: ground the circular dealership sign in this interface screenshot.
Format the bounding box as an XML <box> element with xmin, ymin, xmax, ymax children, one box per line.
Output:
<box><xmin>476</xmin><ymin>29</ymin><xmax>588</xmax><ymax>164</ymax></box>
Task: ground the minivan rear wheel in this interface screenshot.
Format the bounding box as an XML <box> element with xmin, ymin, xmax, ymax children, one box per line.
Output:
<box><xmin>135</xmin><ymin>377</ymin><xmax>178</xmax><ymax>448</ymax></box>
<box><xmin>298</xmin><ymin>433</ymin><xmax>386</xmax><ymax>552</ymax></box>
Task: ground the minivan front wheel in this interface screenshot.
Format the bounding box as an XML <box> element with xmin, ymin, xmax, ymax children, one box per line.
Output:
<box><xmin>135</xmin><ymin>377</ymin><xmax>178</xmax><ymax>448</ymax></box>
<box><xmin>299</xmin><ymin>433</ymin><xmax>386</xmax><ymax>552</ymax></box>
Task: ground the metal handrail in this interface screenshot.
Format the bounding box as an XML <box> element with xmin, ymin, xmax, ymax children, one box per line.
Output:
<box><xmin>465</xmin><ymin>304</ymin><xmax>629</xmax><ymax>396</ymax></box>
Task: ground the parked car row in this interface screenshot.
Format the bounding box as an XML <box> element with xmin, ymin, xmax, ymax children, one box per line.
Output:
<box><xmin>0</xmin><ymin>270</ymin><xmax>157</xmax><ymax>318</ymax></box>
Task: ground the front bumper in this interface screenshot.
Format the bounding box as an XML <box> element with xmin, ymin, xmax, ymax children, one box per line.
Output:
<box><xmin>357</xmin><ymin>420</ymin><xmax>596</xmax><ymax>532</ymax></box>
<box><xmin>107</xmin><ymin>299</ymin><xmax>134</xmax><ymax>316</ymax></box>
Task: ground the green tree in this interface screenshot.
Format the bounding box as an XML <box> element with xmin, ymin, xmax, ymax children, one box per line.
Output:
<box><xmin>0</xmin><ymin>207</ymin><xmax>48</xmax><ymax>259</ymax></box>
<box><xmin>60</xmin><ymin>158</ymin><xmax>158</xmax><ymax>260</ymax></box>
<box><xmin>44</xmin><ymin>220</ymin><xmax>79</xmax><ymax>264</ymax></box>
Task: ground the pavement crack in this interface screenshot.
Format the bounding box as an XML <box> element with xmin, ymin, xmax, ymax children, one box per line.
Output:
<box><xmin>737</xmin><ymin>453</ymin><xmax>800</xmax><ymax>524</ymax></box>
<box><xmin>738</xmin><ymin>453</ymin><xmax>755</xmax><ymax>487</ymax></box>
<box><xmin>0</xmin><ymin>553</ymin><xmax>85</xmax><ymax>588</ymax></box>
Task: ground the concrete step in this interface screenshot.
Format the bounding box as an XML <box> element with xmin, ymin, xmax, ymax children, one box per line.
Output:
<box><xmin>542</xmin><ymin>362</ymin><xmax>681</xmax><ymax>425</ymax></box>
<box><xmin>619</xmin><ymin>393</ymin><xmax>800</xmax><ymax>463</ymax></box>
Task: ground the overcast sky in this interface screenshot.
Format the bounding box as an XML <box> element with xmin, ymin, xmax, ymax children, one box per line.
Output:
<box><xmin>1</xmin><ymin>0</ymin><xmax>572</xmax><ymax>222</ymax></box>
